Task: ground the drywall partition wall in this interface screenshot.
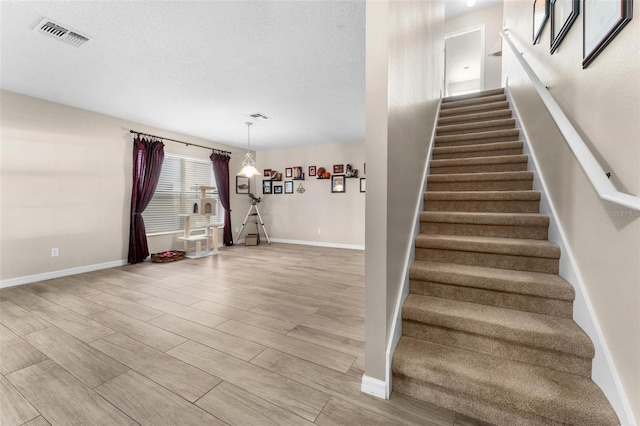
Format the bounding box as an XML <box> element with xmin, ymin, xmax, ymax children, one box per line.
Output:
<box><xmin>363</xmin><ymin>0</ymin><xmax>444</xmax><ymax>392</ymax></box>
<box><xmin>0</xmin><ymin>90</ymin><xmax>246</xmax><ymax>283</ymax></box>
<box><xmin>445</xmin><ymin>2</ymin><xmax>504</xmax><ymax>91</ymax></box>
<box><xmin>255</xmin><ymin>140</ymin><xmax>365</xmax><ymax>248</ymax></box>
<box><xmin>502</xmin><ymin>1</ymin><xmax>640</xmax><ymax>422</ymax></box>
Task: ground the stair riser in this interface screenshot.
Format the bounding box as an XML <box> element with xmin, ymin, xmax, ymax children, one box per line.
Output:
<box><xmin>435</xmin><ymin>135</ymin><xmax>520</xmax><ymax>147</ymax></box>
<box><xmin>415</xmin><ymin>248</ymin><xmax>559</xmax><ymax>274</ymax></box>
<box><xmin>423</xmin><ymin>199</ymin><xmax>541</xmax><ymax>213</ymax></box>
<box><xmin>440</xmin><ymin>101</ymin><xmax>510</xmax><ymax>117</ymax></box>
<box><xmin>432</xmin><ymin>148</ymin><xmax>523</xmax><ymax>160</ymax></box>
<box><xmin>430</xmin><ymin>162</ymin><xmax>528</xmax><ymax>175</ymax></box>
<box><xmin>436</xmin><ymin>130</ymin><xmax>519</xmax><ymax>144</ymax></box>
<box><xmin>438</xmin><ymin>110</ymin><xmax>512</xmax><ymax>126</ymax></box>
<box><xmin>402</xmin><ymin>321</ymin><xmax>590</xmax><ymax>376</ymax></box>
<box><xmin>393</xmin><ymin>375</ymin><xmax>565</xmax><ymax>426</ymax></box>
<box><xmin>409</xmin><ymin>280</ymin><xmax>572</xmax><ymax>318</ymax></box>
<box><xmin>443</xmin><ymin>88</ymin><xmax>505</xmax><ymax>103</ymax></box>
<box><xmin>420</xmin><ymin>222</ymin><xmax>548</xmax><ymax>240</ymax></box>
<box><xmin>437</xmin><ymin>124</ymin><xmax>515</xmax><ymax>136</ymax></box>
<box><xmin>427</xmin><ymin>179</ymin><xmax>533</xmax><ymax>192</ymax></box>
<box><xmin>441</xmin><ymin>94</ymin><xmax>507</xmax><ymax>110</ymax></box>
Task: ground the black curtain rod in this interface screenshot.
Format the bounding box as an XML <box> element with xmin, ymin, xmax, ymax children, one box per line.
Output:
<box><xmin>129</xmin><ymin>130</ymin><xmax>232</xmax><ymax>155</ymax></box>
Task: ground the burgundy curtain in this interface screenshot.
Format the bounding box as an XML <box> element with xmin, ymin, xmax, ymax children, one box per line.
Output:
<box><xmin>128</xmin><ymin>136</ymin><xmax>165</xmax><ymax>264</ymax></box>
<box><xmin>210</xmin><ymin>152</ymin><xmax>233</xmax><ymax>246</ymax></box>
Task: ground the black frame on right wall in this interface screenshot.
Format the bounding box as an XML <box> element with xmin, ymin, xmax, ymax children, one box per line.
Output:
<box><xmin>550</xmin><ymin>0</ymin><xmax>580</xmax><ymax>54</ymax></box>
<box><xmin>582</xmin><ymin>0</ymin><xmax>633</xmax><ymax>68</ymax></box>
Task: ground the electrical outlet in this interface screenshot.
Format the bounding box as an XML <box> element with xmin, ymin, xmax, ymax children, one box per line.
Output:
<box><xmin>51</xmin><ymin>248</ymin><xmax>59</xmax><ymax>257</ymax></box>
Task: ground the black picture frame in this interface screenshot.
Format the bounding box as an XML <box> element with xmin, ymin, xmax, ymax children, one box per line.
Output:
<box><xmin>262</xmin><ymin>179</ymin><xmax>272</xmax><ymax>194</ymax></box>
<box><xmin>273</xmin><ymin>185</ymin><xmax>283</xmax><ymax>194</ymax></box>
<box><xmin>533</xmin><ymin>0</ymin><xmax>550</xmax><ymax>44</ymax></box>
<box><xmin>284</xmin><ymin>181</ymin><xmax>294</xmax><ymax>194</ymax></box>
<box><xmin>550</xmin><ymin>0</ymin><xmax>580</xmax><ymax>54</ymax></box>
<box><xmin>360</xmin><ymin>178</ymin><xmax>366</xmax><ymax>193</ymax></box>
<box><xmin>236</xmin><ymin>176</ymin><xmax>250</xmax><ymax>194</ymax></box>
<box><xmin>583</xmin><ymin>0</ymin><xmax>633</xmax><ymax>68</ymax></box>
<box><xmin>331</xmin><ymin>175</ymin><xmax>345</xmax><ymax>193</ymax></box>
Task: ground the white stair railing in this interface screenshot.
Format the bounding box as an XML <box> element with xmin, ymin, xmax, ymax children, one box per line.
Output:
<box><xmin>500</xmin><ymin>30</ymin><xmax>640</xmax><ymax>212</ymax></box>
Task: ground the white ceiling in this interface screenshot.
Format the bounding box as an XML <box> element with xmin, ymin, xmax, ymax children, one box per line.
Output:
<box><xmin>444</xmin><ymin>0</ymin><xmax>503</xmax><ymax>20</ymax></box>
<box><xmin>1</xmin><ymin>1</ymin><xmax>504</xmax><ymax>151</ymax></box>
<box><xmin>0</xmin><ymin>1</ymin><xmax>365</xmax><ymax>150</ymax></box>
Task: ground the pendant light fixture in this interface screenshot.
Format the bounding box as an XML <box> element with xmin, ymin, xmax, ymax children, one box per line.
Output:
<box><xmin>237</xmin><ymin>122</ymin><xmax>261</xmax><ymax>178</ymax></box>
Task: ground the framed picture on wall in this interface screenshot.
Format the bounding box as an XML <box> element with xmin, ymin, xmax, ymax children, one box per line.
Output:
<box><xmin>236</xmin><ymin>176</ymin><xmax>249</xmax><ymax>194</ymax></box>
<box><xmin>550</xmin><ymin>0</ymin><xmax>579</xmax><ymax>54</ymax></box>
<box><xmin>309</xmin><ymin>166</ymin><xmax>316</xmax><ymax>177</ymax></box>
<box><xmin>360</xmin><ymin>178</ymin><xmax>366</xmax><ymax>193</ymax></box>
<box><xmin>333</xmin><ymin>164</ymin><xmax>344</xmax><ymax>174</ymax></box>
<box><xmin>331</xmin><ymin>175</ymin><xmax>345</xmax><ymax>193</ymax></box>
<box><xmin>285</xmin><ymin>168</ymin><xmax>293</xmax><ymax>178</ymax></box>
<box><xmin>274</xmin><ymin>185</ymin><xmax>283</xmax><ymax>194</ymax></box>
<box><xmin>262</xmin><ymin>179</ymin><xmax>272</xmax><ymax>194</ymax></box>
<box><xmin>264</xmin><ymin>169</ymin><xmax>271</xmax><ymax>177</ymax></box>
<box><xmin>533</xmin><ymin>0</ymin><xmax>550</xmax><ymax>44</ymax></box>
<box><xmin>582</xmin><ymin>0</ymin><xmax>633</xmax><ymax>68</ymax></box>
<box><xmin>284</xmin><ymin>181</ymin><xmax>294</xmax><ymax>194</ymax></box>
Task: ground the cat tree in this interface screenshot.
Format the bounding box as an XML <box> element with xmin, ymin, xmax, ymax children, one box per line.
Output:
<box><xmin>178</xmin><ymin>185</ymin><xmax>222</xmax><ymax>258</ymax></box>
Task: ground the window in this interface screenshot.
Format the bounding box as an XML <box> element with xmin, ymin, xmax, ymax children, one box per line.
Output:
<box><xmin>143</xmin><ymin>154</ymin><xmax>221</xmax><ymax>234</ymax></box>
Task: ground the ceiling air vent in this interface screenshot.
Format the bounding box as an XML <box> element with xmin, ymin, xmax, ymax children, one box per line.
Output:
<box><xmin>249</xmin><ymin>113</ymin><xmax>270</xmax><ymax>120</ymax></box>
<box><xmin>34</xmin><ymin>18</ymin><xmax>91</xmax><ymax>48</ymax></box>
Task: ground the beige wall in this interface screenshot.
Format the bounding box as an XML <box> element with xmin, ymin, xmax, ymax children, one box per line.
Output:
<box><xmin>445</xmin><ymin>2</ymin><xmax>504</xmax><ymax>91</ymax></box>
<box><xmin>502</xmin><ymin>0</ymin><xmax>640</xmax><ymax>422</ymax></box>
<box><xmin>364</xmin><ymin>0</ymin><xmax>444</xmax><ymax>382</ymax></box>
<box><xmin>0</xmin><ymin>90</ymin><xmax>247</xmax><ymax>282</ymax></box>
<box><xmin>255</xmin><ymin>141</ymin><xmax>365</xmax><ymax>247</ymax></box>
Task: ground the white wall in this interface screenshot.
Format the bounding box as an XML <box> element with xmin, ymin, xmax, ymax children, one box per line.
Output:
<box><xmin>255</xmin><ymin>141</ymin><xmax>365</xmax><ymax>248</ymax></box>
<box><xmin>446</xmin><ymin>2</ymin><xmax>504</xmax><ymax>91</ymax></box>
<box><xmin>502</xmin><ymin>0</ymin><xmax>640</xmax><ymax>423</ymax></box>
<box><xmin>0</xmin><ymin>90</ymin><xmax>247</xmax><ymax>283</ymax></box>
<box><xmin>364</xmin><ymin>0</ymin><xmax>444</xmax><ymax>385</ymax></box>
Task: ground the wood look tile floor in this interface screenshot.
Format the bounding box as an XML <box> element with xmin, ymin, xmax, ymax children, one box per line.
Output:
<box><xmin>0</xmin><ymin>243</ymin><xmax>484</xmax><ymax>426</ymax></box>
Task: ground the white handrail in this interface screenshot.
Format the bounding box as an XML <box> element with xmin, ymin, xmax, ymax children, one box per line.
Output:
<box><xmin>500</xmin><ymin>30</ymin><xmax>640</xmax><ymax>212</ymax></box>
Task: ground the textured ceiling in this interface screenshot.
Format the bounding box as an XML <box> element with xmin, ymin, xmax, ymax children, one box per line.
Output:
<box><xmin>444</xmin><ymin>0</ymin><xmax>503</xmax><ymax>20</ymax></box>
<box><xmin>0</xmin><ymin>1</ymin><xmax>365</xmax><ymax>150</ymax></box>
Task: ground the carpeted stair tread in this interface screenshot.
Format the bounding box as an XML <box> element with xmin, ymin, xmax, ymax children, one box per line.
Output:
<box><xmin>392</xmin><ymin>338</ymin><xmax>618</xmax><ymax>426</ymax></box>
<box><xmin>415</xmin><ymin>234</ymin><xmax>560</xmax><ymax>259</ymax></box>
<box><xmin>402</xmin><ymin>294</ymin><xmax>592</xmax><ymax>357</ymax></box>
<box><xmin>420</xmin><ymin>211</ymin><xmax>548</xmax><ymax>227</ymax></box>
<box><xmin>441</xmin><ymin>94</ymin><xmax>507</xmax><ymax>110</ymax></box>
<box><xmin>430</xmin><ymin>154</ymin><xmax>528</xmax><ymax>169</ymax></box>
<box><xmin>435</xmin><ymin>129</ymin><xmax>519</xmax><ymax>145</ymax></box>
<box><xmin>442</xmin><ymin>88</ymin><xmax>505</xmax><ymax>103</ymax></box>
<box><xmin>438</xmin><ymin>109</ymin><xmax>512</xmax><ymax>126</ymax></box>
<box><xmin>427</xmin><ymin>171</ymin><xmax>533</xmax><ymax>183</ymax></box>
<box><xmin>436</xmin><ymin>118</ymin><xmax>516</xmax><ymax>135</ymax></box>
<box><xmin>409</xmin><ymin>261</ymin><xmax>573</xmax><ymax>301</ymax></box>
<box><xmin>439</xmin><ymin>101</ymin><xmax>510</xmax><ymax>117</ymax></box>
<box><xmin>425</xmin><ymin>190</ymin><xmax>539</xmax><ymax>202</ymax></box>
<box><xmin>432</xmin><ymin>141</ymin><xmax>524</xmax><ymax>160</ymax></box>
<box><xmin>423</xmin><ymin>191</ymin><xmax>541</xmax><ymax>213</ymax></box>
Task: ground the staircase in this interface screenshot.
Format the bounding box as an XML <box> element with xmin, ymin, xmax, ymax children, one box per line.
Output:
<box><xmin>391</xmin><ymin>89</ymin><xmax>619</xmax><ymax>426</ymax></box>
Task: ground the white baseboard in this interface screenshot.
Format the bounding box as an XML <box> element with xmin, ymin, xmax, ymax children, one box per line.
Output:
<box><xmin>0</xmin><ymin>259</ymin><xmax>128</xmax><ymax>289</ymax></box>
<box><xmin>361</xmin><ymin>374</ymin><xmax>389</xmax><ymax>399</ymax></box>
<box><xmin>507</xmin><ymin>87</ymin><xmax>636</xmax><ymax>426</ymax></box>
<box><xmin>268</xmin><ymin>238</ymin><xmax>364</xmax><ymax>251</ymax></box>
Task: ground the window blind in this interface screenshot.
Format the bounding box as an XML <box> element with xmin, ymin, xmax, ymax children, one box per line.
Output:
<box><xmin>143</xmin><ymin>154</ymin><xmax>221</xmax><ymax>234</ymax></box>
